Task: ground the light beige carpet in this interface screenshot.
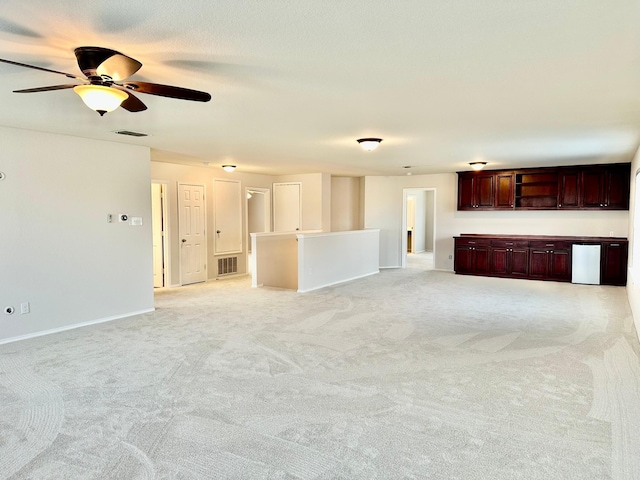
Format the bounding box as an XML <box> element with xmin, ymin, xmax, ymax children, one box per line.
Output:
<box><xmin>1</xmin><ymin>269</ymin><xmax>639</xmax><ymax>479</ymax></box>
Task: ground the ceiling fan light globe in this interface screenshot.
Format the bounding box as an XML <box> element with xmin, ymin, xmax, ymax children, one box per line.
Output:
<box><xmin>73</xmin><ymin>85</ymin><xmax>128</xmax><ymax>114</ymax></box>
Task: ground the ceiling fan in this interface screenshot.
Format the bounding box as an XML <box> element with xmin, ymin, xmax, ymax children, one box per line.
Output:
<box><xmin>0</xmin><ymin>46</ymin><xmax>211</xmax><ymax>115</ymax></box>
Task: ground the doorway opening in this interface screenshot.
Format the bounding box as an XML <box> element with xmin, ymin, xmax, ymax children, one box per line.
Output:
<box><xmin>246</xmin><ymin>187</ymin><xmax>271</xmax><ymax>274</ymax></box>
<box><xmin>402</xmin><ymin>188</ymin><xmax>436</xmax><ymax>270</ymax></box>
<box><xmin>151</xmin><ymin>182</ymin><xmax>170</xmax><ymax>288</ymax></box>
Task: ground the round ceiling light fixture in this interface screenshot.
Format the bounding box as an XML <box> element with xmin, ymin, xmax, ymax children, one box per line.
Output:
<box><xmin>222</xmin><ymin>165</ymin><xmax>236</xmax><ymax>172</ymax></box>
<box><xmin>469</xmin><ymin>161</ymin><xmax>487</xmax><ymax>171</ymax></box>
<box><xmin>357</xmin><ymin>138</ymin><xmax>382</xmax><ymax>151</ymax></box>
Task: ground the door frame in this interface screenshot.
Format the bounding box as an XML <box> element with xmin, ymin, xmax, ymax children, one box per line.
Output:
<box><xmin>151</xmin><ymin>180</ymin><xmax>171</xmax><ymax>288</ymax></box>
<box><xmin>245</xmin><ymin>186</ymin><xmax>271</xmax><ymax>272</ymax></box>
<box><xmin>401</xmin><ymin>188</ymin><xmax>437</xmax><ymax>268</ymax></box>
<box><xmin>177</xmin><ymin>182</ymin><xmax>208</xmax><ymax>286</ymax></box>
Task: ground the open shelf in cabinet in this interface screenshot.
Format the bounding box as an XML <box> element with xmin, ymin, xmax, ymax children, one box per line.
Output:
<box><xmin>514</xmin><ymin>171</ymin><xmax>558</xmax><ymax>209</ymax></box>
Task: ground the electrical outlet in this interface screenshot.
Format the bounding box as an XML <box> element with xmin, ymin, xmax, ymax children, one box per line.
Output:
<box><xmin>20</xmin><ymin>302</ymin><xmax>30</xmax><ymax>314</ymax></box>
<box><xmin>449</xmin><ymin>254</ymin><xmax>453</xmax><ymax>259</ymax></box>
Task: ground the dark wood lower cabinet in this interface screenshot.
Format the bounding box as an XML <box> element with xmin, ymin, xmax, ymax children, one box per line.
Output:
<box><xmin>601</xmin><ymin>241</ymin><xmax>628</xmax><ymax>286</ymax></box>
<box><xmin>454</xmin><ymin>235</ymin><xmax>627</xmax><ymax>285</ymax></box>
<box><xmin>490</xmin><ymin>240</ymin><xmax>529</xmax><ymax>278</ymax></box>
<box><xmin>528</xmin><ymin>241</ymin><xmax>572</xmax><ymax>282</ymax></box>
<box><xmin>455</xmin><ymin>240</ymin><xmax>490</xmax><ymax>275</ymax></box>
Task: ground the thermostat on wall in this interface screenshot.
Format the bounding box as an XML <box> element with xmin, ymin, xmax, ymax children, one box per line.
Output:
<box><xmin>130</xmin><ymin>216</ymin><xmax>143</xmax><ymax>226</ymax></box>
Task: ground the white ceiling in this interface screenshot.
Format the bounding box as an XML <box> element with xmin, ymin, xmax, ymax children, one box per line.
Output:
<box><xmin>1</xmin><ymin>1</ymin><xmax>639</xmax><ymax>176</ymax></box>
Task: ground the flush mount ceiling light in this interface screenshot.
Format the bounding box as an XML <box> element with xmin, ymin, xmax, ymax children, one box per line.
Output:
<box><xmin>469</xmin><ymin>161</ymin><xmax>487</xmax><ymax>171</ymax></box>
<box><xmin>73</xmin><ymin>85</ymin><xmax>128</xmax><ymax>116</ymax></box>
<box><xmin>357</xmin><ymin>138</ymin><xmax>382</xmax><ymax>151</ymax></box>
<box><xmin>222</xmin><ymin>165</ymin><xmax>236</xmax><ymax>172</ymax></box>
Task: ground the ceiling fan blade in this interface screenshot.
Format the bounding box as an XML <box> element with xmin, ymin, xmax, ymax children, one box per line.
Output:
<box><xmin>122</xmin><ymin>81</ymin><xmax>211</xmax><ymax>102</ymax></box>
<box><xmin>0</xmin><ymin>58</ymin><xmax>82</xmax><ymax>80</ymax></box>
<box><xmin>119</xmin><ymin>91</ymin><xmax>147</xmax><ymax>112</ymax></box>
<box><xmin>75</xmin><ymin>47</ymin><xmax>141</xmax><ymax>80</ymax></box>
<box><xmin>13</xmin><ymin>84</ymin><xmax>79</xmax><ymax>93</ymax></box>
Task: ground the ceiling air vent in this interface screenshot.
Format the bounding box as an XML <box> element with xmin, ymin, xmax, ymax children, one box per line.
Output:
<box><xmin>114</xmin><ymin>130</ymin><xmax>148</xmax><ymax>137</ymax></box>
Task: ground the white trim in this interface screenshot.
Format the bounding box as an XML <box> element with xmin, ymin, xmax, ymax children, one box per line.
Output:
<box><xmin>402</xmin><ymin>187</ymin><xmax>437</xmax><ymax>269</ymax></box>
<box><xmin>245</xmin><ymin>186</ymin><xmax>271</xmax><ymax>277</ymax></box>
<box><xmin>0</xmin><ymin>308</ymin><xmax>155</xmax><ymax>345</ymax></box>
<box><xmin>297</xmin><ymin>271</ymin><xmax>379</xmax><ymax>293</ymax></box>
<box><xmin>151</xmin><ymin>180</ymin><xmax>171</xmax><ymax>289</ymax></box>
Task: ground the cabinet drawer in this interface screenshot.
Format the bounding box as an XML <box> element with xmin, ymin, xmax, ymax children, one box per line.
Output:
<box><xmin>529</xmin><ymin>240</ymin><xmax>572</xmax><ymax>250</ymax></box>
<box><xmin>490</xmin><ymin>239</ymin><xmax>529</xmax><ymax>248</ymax></box>
<box><xmin>456</xmin><ymin>238</ymin><xmax>491</xmax><ymax>247</ymax></box>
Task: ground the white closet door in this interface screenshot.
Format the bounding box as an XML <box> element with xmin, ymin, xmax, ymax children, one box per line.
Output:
<box><xmin>178</xmin><ymin>183</ymin><xmax>207</xmax><ymax>285</ymax></box>
<box><xmin>214</xmin><ymin>179</ymin><xmax>242</xmax><ymax>254</ymax></box>
<box><xmin>273</xmin><ymin>182</ymin><xmax>301</xmax><ymax>232</ymax></box>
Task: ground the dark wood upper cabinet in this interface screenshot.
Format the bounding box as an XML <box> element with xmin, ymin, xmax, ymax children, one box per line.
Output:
<box><xmin>581</xmin><ymin>165</ymin><xmax>630</xmax><ymax>210</ymax></box>
<box><xmin>458</xmin><ymin>173</ymin><xmax>495</xmax><ymax>210</ymax></box>
<box><xmin>457</xmin><ymin>163</ymin><xmax>630</xmax><ymax>211</ymax></box>
<box><xmin>495</xmin><ymin>173</ymin><xmax>515</xmax><ymax>208</ymax></box>
<box><xmin>558</xmin><ymin>170</ymin><xmax>580</xmax><ymax>209</ymax></box>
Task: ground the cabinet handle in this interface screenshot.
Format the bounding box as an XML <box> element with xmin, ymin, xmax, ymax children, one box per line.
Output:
<box><xmin>546</xmin><ymin>244</ymin><xmax>554</xmax><ymax>246</ymax></box>
<box><xmin>558</xmin><ymin>204</ymin><xmax>561</xmax><ymax>207</ymax></box>
<box><xmin>600</xmin><ymin>204</ymin><xmax>603</xmax><ymax>207</ymax></box>
<box><xmin>610</xmin><ymin>243</ymin><xmax>620</xmax><ymax>247</ymax></box>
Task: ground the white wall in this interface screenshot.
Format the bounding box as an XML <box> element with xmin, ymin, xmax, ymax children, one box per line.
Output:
<box><xmin>425</xmin><ymin>190</ymin><xmax>435</xmax><ymax>251</ymax></box>
<box><xmin>331</xmin><ymin>177</ymin><xmax>361</xmax><ymax>232</ymax></box>
<box><xmin>0</xmin><ymin>126</ymin><xmax>153</xmax><ymax>343</ymax></box>
<box><xmin>151</xmin><ymin>162</ymin><xmax>275</xmax><ymax>284</ymax></box>
<box><xmin>276</xmin><ymin>173</ymin><xmax>331</xmax><ymax>231</ymax></box>
<box><xmin>251</xmin><ymin>232</ymin><xmax>301</xmax><ymax>289</ymax></box>
<box><xmin>626</xmin><ymin>148</ymin><xmax>640</xmax><ymax>341</ymax></box>
<box><xmin>297</xmin><ymin>230</ymin><xmax>380</xmax><ymax>292</ymax></box>
<box><xmin>365</xmin><ymin>173</ymin><xmax>629</xmax><ymax>270</ymax></box>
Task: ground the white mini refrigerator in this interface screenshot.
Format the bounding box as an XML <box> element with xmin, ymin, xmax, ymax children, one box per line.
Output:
<box><xmin>571</xmin><ymin>244</ymin><xmax>601</xmax><ymax>285</ymax></box>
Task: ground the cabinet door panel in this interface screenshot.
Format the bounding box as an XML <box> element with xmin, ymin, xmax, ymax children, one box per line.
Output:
<box><xmin>529</xmin><ymin>250</ymin><xmax>548</xmax><ymax>278</ymax></box>
<box><xmin>510</xmin><ymin>249</ymin><xmax>529</xmax><ymax>277</ymax></box>
<box><xmin>581</xmin><ymin>170</ymin><xmax>603</xmax><ymax>208</ymax></box>
<box><xmin>601</xmin><ymin>243</ymin><xmax>628</xmax><ymax>285</ymax></box>
<box><xmin>476</xmin><ymin>175</ymin><xmax>495</xmax><ymax>208</ymax></box>
<box><xmin>605</xmin><ymin>169</ymin><xmax>630</xmax><ymax>209</ymax></box>
<box><xmin>458</xmin><ymin>176</ymin><xmax>475</xmax><ymax>210</ymax></box>
<box><xmin>495</xmin><ymin>174</ymin><xmax>514</xmax><ymax>208</ymax></box>
<box><xmin>491</xmin><ymin>248</ymin><xmax>508</xmax><ymax>274</ymax></box>
<box><xmin>454</xmin><ymin>246</ymin><xmax>473</xmax><ymax>273</ymax></box>
<box><xmin>549</xmin><ymin>250</ymin><xmax>571</xmax><ymax>280</ymax></box>
<box><xmin>559</xmin><ymin>171</ymin><xmax>579</xmax><ymax>208</ymax></box>
<box><xmin>475</xmin><ymin>247</ymin><xmax>491</xmax><ymax>273</ymax></box>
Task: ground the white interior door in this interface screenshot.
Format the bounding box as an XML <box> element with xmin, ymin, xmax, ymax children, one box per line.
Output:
<box><xmin>178</xmin><ymin>183</ymin><xmax>207</xmax><ymax>285</ymax></box>
<box><xmin>151</xmin><ymin>183</ymin><xmax>165</xmax><ymax>288</ymax></box>
<box><xmin>273</xmin><ymin>182</ymin><xmax>301</xmax><ymax>232</ymax></box>
<box><xmin>214</xmin><ymin>179</ymin><xmax>242</xmax><ymax>254</ymax></box>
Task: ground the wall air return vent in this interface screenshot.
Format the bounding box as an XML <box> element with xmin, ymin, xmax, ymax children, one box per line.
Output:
<box><xmin>114</xmin><ymin>130</ymin><xmax>149</xmax><ymax>137</ymax></box>
<box><xmin>217</xmin><ymin>256</ymin><xmax>238</xmax><ymax>276</ymax></box>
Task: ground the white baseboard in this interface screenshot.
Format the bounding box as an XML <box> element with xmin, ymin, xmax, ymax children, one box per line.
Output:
<box><xmin>0</xmin><ymin>308</ymin><xmax>155</xmax><ymax>345</ymax></box>
<box><xmin>297</xmin><ymin>270</ymin><xmax>379</xmax><ymax>293</ymax></box>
